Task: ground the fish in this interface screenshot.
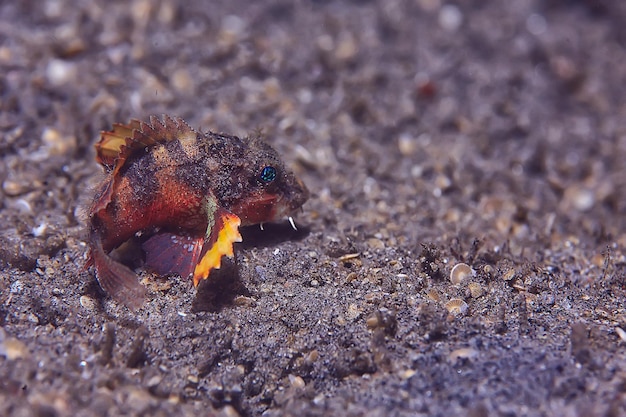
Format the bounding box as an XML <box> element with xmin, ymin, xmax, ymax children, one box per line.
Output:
<box><xmin>86</xmin><ymin>115</ymin><xmax>309</xmax><ymax>309</ymax></box>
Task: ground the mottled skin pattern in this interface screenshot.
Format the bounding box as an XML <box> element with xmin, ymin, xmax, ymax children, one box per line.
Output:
<box><xmin>87</xmin><ymin>116</ymin><xmax>308</xmax><ymax>309</ymax></box>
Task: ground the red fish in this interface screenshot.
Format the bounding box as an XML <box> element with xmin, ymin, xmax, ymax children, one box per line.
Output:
<box><xmin>86</xmin><ymin>116</ymin><xmax>308</xmax><ymax>309</ymax></box>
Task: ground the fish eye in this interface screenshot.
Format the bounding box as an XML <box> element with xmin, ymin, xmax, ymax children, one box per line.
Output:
<box><xmin>259</xmin><ymin>166</ymin><xmax>277</xmax><ymax>183</ymax></box>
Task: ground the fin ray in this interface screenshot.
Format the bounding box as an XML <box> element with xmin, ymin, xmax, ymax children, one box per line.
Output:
<box><xmin>95</xmin><ymin>115</ymin><xmax>196</xmax><ymax>169</ymax></box>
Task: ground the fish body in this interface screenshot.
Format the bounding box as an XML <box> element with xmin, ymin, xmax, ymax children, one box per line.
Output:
<box><xmin>87</xmin><ymin>116</ymin><xmax>308</xmax><ymax>308</ymax></box>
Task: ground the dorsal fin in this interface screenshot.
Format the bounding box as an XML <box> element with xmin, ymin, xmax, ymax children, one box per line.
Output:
<box><xmin>96</xmin><ymin>119</ymin><xmax>142</xmax><ymax>169</ymax></box>
<box><xmin>95</xmin><ymin>115</ymin><xmax>196</xmax><ymax>170</ymax></box>
<box><xmin>92</xmin><ymin>115</ymin><xmax>197</xmax><ymax>218</ymax></box>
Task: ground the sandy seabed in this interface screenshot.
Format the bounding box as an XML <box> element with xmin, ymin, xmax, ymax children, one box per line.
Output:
<box><xmin>1</xmin><ymin>1</ymin><xmax>626</xmax><ymax>416</ymax></box>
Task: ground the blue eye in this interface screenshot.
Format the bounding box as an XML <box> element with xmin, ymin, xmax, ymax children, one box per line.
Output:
<box><xmin>259</xmin><ymin>166</ymin><xmax>277</xmax><ymax>183</ymax></box>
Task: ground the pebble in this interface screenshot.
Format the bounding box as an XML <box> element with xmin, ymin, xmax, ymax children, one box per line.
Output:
<box><xmin>398</xmin><ymin>133</ymin><xmax>417</xmax><ymax>156</ymax></box>
<box><xmin>399</xmin><ymin>369</ymin><xmax>416</xmax><ymax>380</ymax></box>
<box><xmin>346</xmin><ymin>303</ymin><xmax>361</xmax><ymax>321</ymax></box>
<box><xmin>32</xmin><ymin>223</ymin><xmax>48</xmax><ymax>237</ymax></box>
<box><xmin>449</xmin><ymin>347</ymin><xmax>479</xmax><ymax>362</ymax></box>
<box><xmin>125</xmin><ymin>388</ymin><xmax>154</xmax><ymax>413</ymax></box>
<box><xmin>564</xmin><ymin>185</ymin><xmax>595</xmax><ymax>212</ymax></box>
<box><xmin>616</xmin><ymin>327</ymin><xmax>626</xmax><ymax>343</ymax></box>
<box><xmin>41</xmin><ymin>127</ymin><xmax>77</xmax><ymax>157</ymax></box>
<box><xmin>221</xmin><ymin>15</ymin><xmax>246</xmax><ymax>36</ymax></box>
<box><xmin>0</xmin><ymin>46</ymin><xmax>12</xmax><ymax>63</ymax></box>
<box><xmin>46</xmin><ymin>59</ymin><xmax>77</xmax><ymax>86</ymax></box>
<box><xmin>335</xmin><ymin>32</ymin><xmax>358</xmax><ymax>62</ymax></box>
<box><xmin>219</xmin><ymin>15</ymin><xmax>246</xmax><ymax>46</ymax></box>
<box><xmin>28</xmin><ymin>313</ymin><xmax>40</xmax><ymax>324</ymax></box>
<box><xmin>305</xmin><ymin>350</ymin><xmax>319</xmax><ymax>364</ymax></box>
<box><xmin>526</xmin><ymin>13</ymin><xmax>547</xmax><ymax>36</ymax></box>
<box><xmin>170</xmin><ymin>68</ymin><xmax>194</xmax><ymax>95</ymax></box>
<box><xmin>438</xmin><ymin>5</ymin><xmax>463</xmax><ymax>32</ymax></box>
<box><xmin>233</xmin><ymin>296</ymin><xmax>256</xmax><ymax>307</ymax></box>
<box><xmin>366</xmin><ymin>314</ymin><xmax>379</xmax><ymax>329</ymax></box>
<box><xmin>219</xmin><ymin>405</ymin><xmax>241</xmax><ymax>417</ymax></box>
<box><xmin>367</xmin><ymin>238</ymin><xmax>385</xmax><ymax>250</ymax></box>
<box><xmin>0</xmin><ymin>330</ymin><xmax>29</xmax><ymax>360</ymax></box>
<box><xmin>80</xmin><ymin>295</ymin><xmax>98</xmax><ymax>311</ymax></box>
<box><xmin>288</xmin><ymin>374</ymin><xmax>306</xmax><ymax>389</ymax></box>
<box><xmin>3</xmin><ymin>179</ymin><xmax>34</xmax><ymax>196</ymax></box>
<box><xmin>146</xmin><ymin>375</ymin><xmax>163</xmax><ymax>388</ymax></box>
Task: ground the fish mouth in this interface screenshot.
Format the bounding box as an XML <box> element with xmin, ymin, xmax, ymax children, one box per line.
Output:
<box><xmin>234</xmin><ymin>174</ymin><xmax>309</xmax><ymax>226</ymax></box>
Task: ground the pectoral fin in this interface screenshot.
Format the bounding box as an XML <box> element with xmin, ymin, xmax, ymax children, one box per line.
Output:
<box><xmin>193</xmin><ymin>209</ymin><xmax>242</xmax><ymax>286</ymax></box>
<box><xmin>143</xmin><ymin>232</ymin><xmax>204</xmax><ymax>278</ymax></box>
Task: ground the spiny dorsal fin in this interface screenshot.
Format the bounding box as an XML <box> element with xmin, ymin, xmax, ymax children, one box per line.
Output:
<box><xmin>95</xmin><ymin>115</ymin><xmax>196</xmax><ymax>170</ymax></box>
<box><xmin>96</xmin><ymin>119</ymin><xmax>142</xmax><ymax>169</ymax></box>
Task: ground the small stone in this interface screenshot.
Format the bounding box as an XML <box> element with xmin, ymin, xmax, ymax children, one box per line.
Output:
<box><xmin>366</xmin><ymin>314</ymin><xmax>379</xmax><ymax>329</ymax></box>
<box><xmin>399</xmin><ymin>369</ymin><xmax>416</xmax><ymax>380</ymax></box>
<box><xmin>616</xmin><ymin>327</ymin><xmax>626</xmax><ymax>343</ymax></box>
<box><xmin>337</xmin><ymin>253</ymin><xmax>360</xmax><ymax>262</ymax></box>
<box><xmin>346</xmin><ymin>303</ymin><xmax>361</xmax><ymax>321</ymax></box>
<box><xmin>367</xmin><ymin>238</ymin><xmax>385</xmax><ymax>250</ymax></box>
<box><xmin>233</xmin><ymin>296</ymin><xmax>256</xmax><ymax>307</ymax></box>
<box><xmin>305</xmin><ymin>350</ymin><xmax>319</xmax><ymax>364</ymax></box>
<box><xmin>170</xmin><ymin>68</ymin><xmax>194</xmax><ymax>95</ymax></box>
<box><xmin>364</xmin><ymin>292</ymin><xmax>380</xmax><ymax>303</ymax></box>
<box><xmin>449</xmin><ymin>348</ymin><xmax>479</xmax><ymax>362</ymax></box>
<box><xmin>219</xmin><ymin>405</ymin><xmax>241</xmax><ymax>417</ymax></box>
<box><xmin>126</xmin><ymin>388</ymin><xmax>154</xmax><ymax>413</ymax></box>
<box><xmin>526</xmin><ymin>13</ymin><xmax>547</xmax><ymax>36</ymax></box>
<box><xmin>288</xmin><ymin>374</ymin><xmax>305</xmax><ymax>389</ymax></box>
<box><xmin>80</xmin><ymin>295</ymin><xmax>97</xmax><ymax>311</ymax></box>
<box><xmin>0</xmin><ymin>336</ymin><xmax>29</xmax><ymax>360</ymax></box>
<box><xmin>0</xmin><ymin>46</ymin><xmax>12</xmax><ymax>63</ymax></box>
<box><xmin>316</xmin><ymin>34</ymin><xmax>334</xmax><ymax>52</ymax></box>
<box><xmin>222</xmin><ymin>15</ymin><xmax>245</xmax><ymax>35</ymax></box>
<box><xmin>46</xmin><ymin>59</ymin><xmax>76</xmax><ymax>86</ymax></box>
<box><xmin>146</xmin><ymin>375</ymin><xmax>163</xmax><ymax>388</ymax></box>
<box><xmin>398</xmin><ymin>133</ymin><xmax>417</xmax><ymax>156</ymax></box>
<box><xmin>42</xmin><ymin>127</ymin><xmax>77</xmax><ymax>156</ymax></box>
<box><xmin>564</xmin><ymin>185</ymin><xmax>595</xmax><ymax>212</ymax></box>
<box><xmin>3</xmin><ymin>179</ymin><xmax>36</xmax><ymax>196</ymax></box>
<box><xmin>335</xmin><ymin>32</ymin><xmax>358</xmax><ymax>62</ymax></box>
<box><xmin>219</xmin><ymin>15</ymin><xmax>246</xmax><ymax>46</ymax></box>
<box><xmin>438</xmin><ymin>5</ymin><xmax>463</xmax><ymax>32</ymax></box>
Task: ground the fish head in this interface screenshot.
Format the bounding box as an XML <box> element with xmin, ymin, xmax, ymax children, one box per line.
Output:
<box><xmin>227</xmin><ymin>137</ymin><xmax>309</xmax><ymax>226</ymax></box>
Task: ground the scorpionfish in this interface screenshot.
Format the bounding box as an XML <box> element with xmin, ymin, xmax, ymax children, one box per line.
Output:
<box><xmin>87</xmin><ymin>115</ymin><xmax>308</xmax><ymax>309</ymax></box>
